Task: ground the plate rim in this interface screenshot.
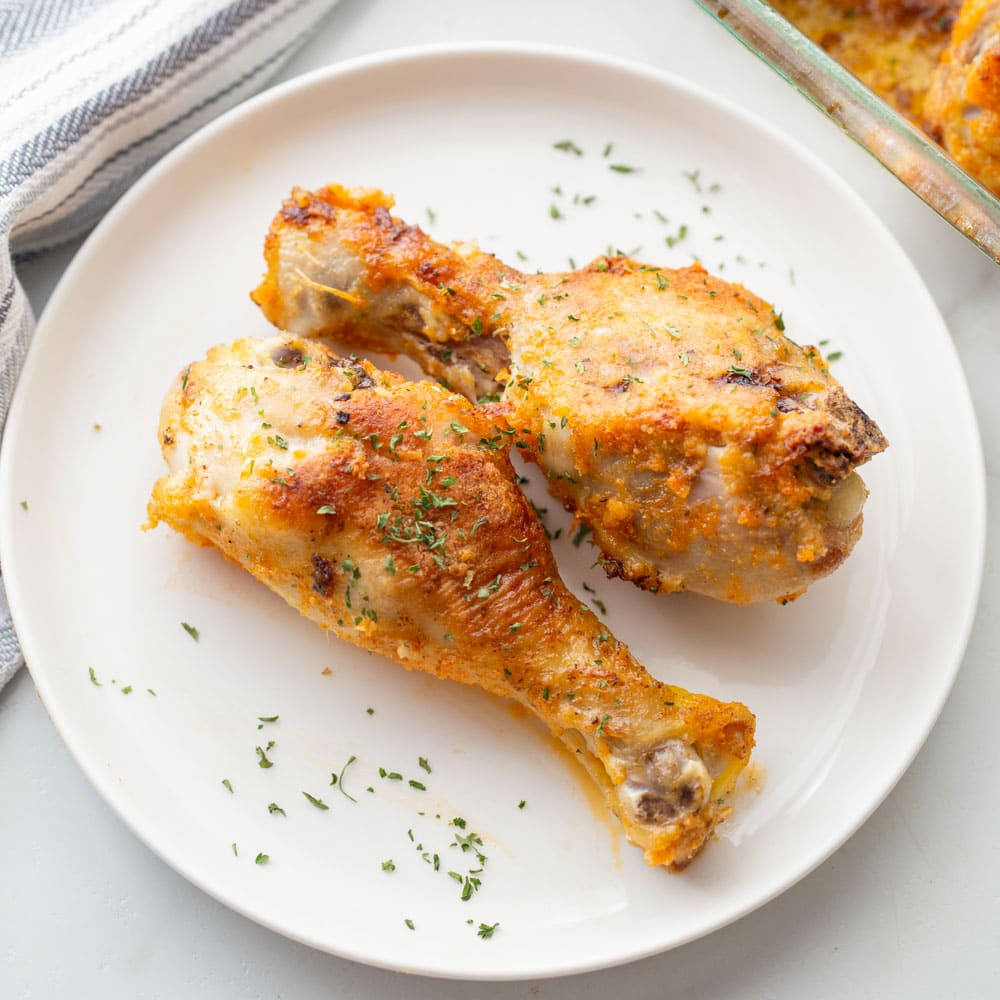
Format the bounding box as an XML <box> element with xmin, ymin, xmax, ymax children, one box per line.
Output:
<box><xmin>0</xmin><ymin>41</ymin><xmax>987</xmax><ymax>980</ymax></box>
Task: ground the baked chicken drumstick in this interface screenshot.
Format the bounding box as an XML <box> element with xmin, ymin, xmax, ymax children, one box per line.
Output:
<box><xmin>252</xmin><ymin>186</ymin><xmax>887</xmax><ymax>605</ymax></box>
<box><xmin>925</xmin><ymin>0</ymin><xmax>1000</xmax><ymax>195</ymax></box>
<box><xmin>148</xmin><ymin>335</ymin><xmax>755</xmax><ymax>870</ymax></box>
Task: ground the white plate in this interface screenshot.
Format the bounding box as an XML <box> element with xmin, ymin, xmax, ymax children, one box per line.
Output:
<box><xmin>0</xmin><ymin>45</ymin><xmax>985</xmax><ymax>980</ymax></box>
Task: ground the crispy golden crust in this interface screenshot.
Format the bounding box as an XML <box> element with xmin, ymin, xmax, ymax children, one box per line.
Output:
<box><xmin>924</xmin><ymin>0</ymin><xmax>1000</xmax><ymax>192</ymax></box>
<box><xmin>148</xmin><ymin>335</ymin><xmax>755</xmax><ymax>870</ymax></box>
<box><xmin>772</xmin><ymin>1</ymin><xmax>1000</xmax><ymax>196</ymax></box>
<box><xmin>770</xmin><ymin>1</ymin><xmax>960</xmax><ymax>122</ymax></box>
<box><xmin>252</xmin><ymin>186</ymin><xmax>887</xmax><ymax>604</ymax></box>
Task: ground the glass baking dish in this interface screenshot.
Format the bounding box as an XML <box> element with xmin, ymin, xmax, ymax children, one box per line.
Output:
<box><xmin>695</xmin><ymin>0</ymin><xmax>1000</xmax><ymax>265</ymax></box>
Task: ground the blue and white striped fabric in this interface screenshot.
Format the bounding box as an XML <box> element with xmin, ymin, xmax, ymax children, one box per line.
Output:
<box><xmin>0</xmin><ymin>0</ymin><xmax>339</xmax><ymax>690</ymax></box>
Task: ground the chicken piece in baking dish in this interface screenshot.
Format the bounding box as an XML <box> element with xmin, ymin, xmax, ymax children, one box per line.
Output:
<box><xmin>768</xmin><ymin>1</ymin><xmax>960</xmax><ymax>124</ymax></box>
<box><xmin>147</xmin><ymin>335</ymin><xmax>755</xmax><ymax>870</ymax></box>
<box><xmin>924</xmin><ymin>0</ymin><xmax>1000</xmax><ymax>194</ymax></box>
<box><xmin>251</xmin><ymin>186</ymin><xmax>887</xmax><ymax>605</ymax></box>
<box><xmin>767</xmin><ymin>0</ymin><xmax>1000</xmax><ymax>198</ymax></box>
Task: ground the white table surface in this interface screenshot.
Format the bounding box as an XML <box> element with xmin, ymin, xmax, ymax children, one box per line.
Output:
<box><xmin>3</xmin><ymin>1</ymin><xmax>999</xmax><ymax>997</ymax></box>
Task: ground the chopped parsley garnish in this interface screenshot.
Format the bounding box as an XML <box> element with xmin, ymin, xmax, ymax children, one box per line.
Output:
<box><xmin>267</xmin><ymin>802</ymin><xmax>286</xmax><ymax>816</ymax></box>
<box><xmin>255</xmin><ymin>745</ymin><xmax>274</xmax><ymax>769</ymax></box>
<box><xmin>408</xmin><ymin>780</ymin><xmax>427</xmax><ymax>791</ymax></box>
<box><xmin>257</xmin><ymin>714</ymin><xmax>279</xmax><ymax>723</ymax></box>
<box><xmin>404</xmin><ymin>918</ymin><xmax>415</xmax><ymax>930</ymax></box>
<box><xmin>316</xmin><ymin>504</ymin><xmax>337</xmax><ymax>515</ymax></box>
<box><xmin>19</xmin><ymin>500</ymin><xmax>27</xmax><ymax>511</ymax></box>
<box><xmin>88</xmin><ymin>666</ymin><xmax>101</xmax><ymax>686</ymax></box>
<box><xmin>553</xmin><ymin>139</ymin><xmax>583</xmax><ymax>156</ymax></box>
<box><xmin>221</xmin><ymin>778</ymin><xmax>233</xmax><ymax>793</ymax></box>
<box><xmin>477</xmin><ymin>922</ymin><xmax>500</xmax><ymax>939</ymax></box>
<box><xmin>665</xmin><ymin>224</ymin><xmax>689</xmax><ymax>248</ymax></box>
<box><xmin>331</xmin><ymin>754</ymin><xmax>358</xmax><ymax>802</ymax></box>
<box><xmin>461</xmin><ymin>875</ymin><xmax>481</xmax><ymax>901</ymax></box>
<box><xmin>254</xmin><ymin>852</ymin><xmax>269</xmax><ymax>865</ymax></box>
<box><xmin>418</xmin><ymin>756</ymin><xmax>432</xmax><ymax>774</ymax></box>
<box><xmin>827</xmin><ymin>350</ymin><xmax>843</xmax><ymax>362</ymax></box>
<box><xmin>181</xmin><ymin>622</ymin><xmax>199</xmax><ymax>642</ymax></box>
<box><xmin>609</xmin><ymin>163</ymin><xmax>638</xmax><ymax>173</ymax></box>
<box><xmin>302</xmin><ymin>791</ymin><xmax>329</xmax><ymax>811</ymax></box>
<box><xmin>120</xmin><ymin>685</ymin><xmax>133</xmax><ymax>695</ymax></box>
<box><xmin>381</xmin><ymin>859</ymin><xmax>396</xmax><ymax>872</ymax></box>
<box><xmin>476</xmin><ymin>574</ymin><xmax>502</xmax><ymax>600</ymax></box>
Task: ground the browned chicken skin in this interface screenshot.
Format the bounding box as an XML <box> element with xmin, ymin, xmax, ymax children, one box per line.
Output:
<box><xmin>252</xmin><ymin>186</ymin><xmax>887</xmax><ymax>605</ymax></box>
<box><xmin>147</xmin><ymin>335</ymin><xmax>755</xmax><ymax>870</ymax></box>
<box><xmin>769</xmin><ymin>1</ymin><xmax>960</xmax><ymax>123</ymax></box>
<box><xmin>925</xmin><ymin>0</ymin><xmax>1000</xmax><ymax>193</ymax></box>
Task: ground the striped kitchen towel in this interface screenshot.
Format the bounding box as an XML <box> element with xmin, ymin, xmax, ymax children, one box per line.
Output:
<box><xmin>0</xmin><ymin>0</ymin><xmax>339</xmax><ymax>691</ymax></box>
